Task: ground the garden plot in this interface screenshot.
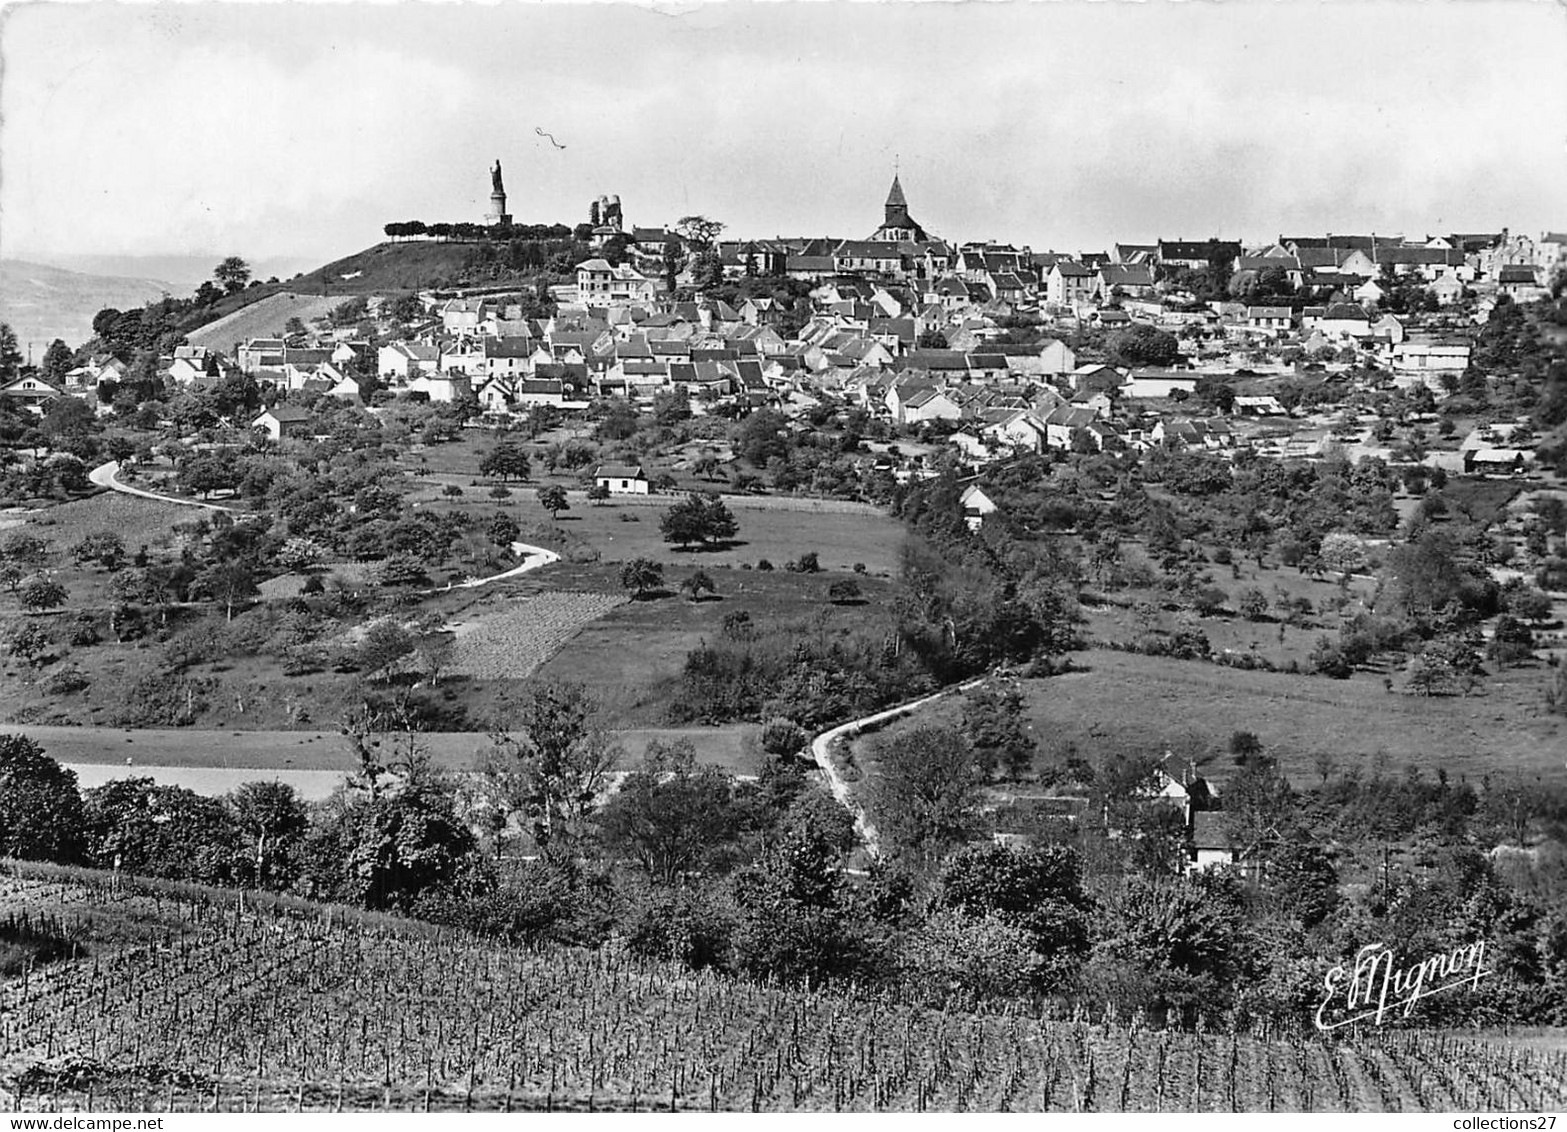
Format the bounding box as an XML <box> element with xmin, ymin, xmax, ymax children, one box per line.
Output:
<box><xmin>448</xmin><ymin>590</ymin><xmax>628</xmax><ymax>679</ymax></box>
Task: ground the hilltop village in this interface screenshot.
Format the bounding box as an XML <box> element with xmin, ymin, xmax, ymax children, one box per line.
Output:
<box><xmin>3</xmin><ymin>166</ymin><xmax>1567</xmax><ymax>1082</ymax></box>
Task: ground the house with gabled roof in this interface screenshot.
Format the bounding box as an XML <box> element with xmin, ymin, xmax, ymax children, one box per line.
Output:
<box><xmin>1098</xmin><ymin>263</ymin><xmax>1157</xmax><ymax>296</ymax></box>
<box><xmin>253</xmin><ymin>404</ymin><xmax>312</xmax><ymax>441</ymax></box>
<box><xmin>594</xmin><ymin>463</ymin><xmax>648</xmax><ymax>495</ymax></box>
<box><xmin>378</xmin><ymin>341</ymin><xmax>440</xmax><ymax>380</ymax></box>
<box><xmin>1046</xmin><ymin>261</ymin><xmax>1100</xmax><ymax>309</ymax></box>
<box><xmin>1497</xmin><ymin>265</ymin><xmax>1546</xmax><ymax>302</ymax></box>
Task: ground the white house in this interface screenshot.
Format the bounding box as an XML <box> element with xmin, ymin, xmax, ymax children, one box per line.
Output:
<box><xmin>378</xmin><ymin>342</ymin><xmax>440</xmax><ymax>380</ymax></box>
<box><xmin>252</xmin><ymin>404</ymin><xmax>312</xmax><ymax>441</ymax></box>
<box><xmin>576</xmin><ymin>260</ymin><xmax>658</xmax><ymax>306</ymax></box>
<box><xmin>959</xmin><ymin>484</ymin><xmax>998</xmax><ymax>531</ymax></box>
<box><xmin>594</xmin><ymin>463</ymin><xmax>649</xmax><ymax>495</ymax></box>
<box><xmin>406</xmin><ymin>372</ymin><xmax>472</xmax><ymax>403</ymax></box>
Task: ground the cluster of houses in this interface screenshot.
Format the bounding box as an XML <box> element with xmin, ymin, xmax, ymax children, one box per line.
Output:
<box><xmin>3</xmin><ymin>175</ymin><xmax>1561</xmax><ymax>479</ymax></box>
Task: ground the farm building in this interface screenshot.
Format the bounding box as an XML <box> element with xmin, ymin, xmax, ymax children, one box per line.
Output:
<box><xmin>595</xmin><ymin>463</ymin><xmax>649</xmax><ymax>495</ymax></box>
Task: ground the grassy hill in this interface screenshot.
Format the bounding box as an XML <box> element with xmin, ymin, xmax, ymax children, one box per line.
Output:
<box><xmin>0</xmin><ymin>259</ymin><xmax>174</xmax><ymax>352</ymax></box>
<box><xmin>184</xmin><ymin>291</ymin><xmax>348</xmax><ymax>352</ymax></box>
<box><xmin>289</xmin><ymin>240</ymin><xmax>548</xmax><ymax>296</ymax></box>
<box><xmin>7</xmin><ymin>861</ymin><xmax>1562</xmax><ymax>1112</ymax></box>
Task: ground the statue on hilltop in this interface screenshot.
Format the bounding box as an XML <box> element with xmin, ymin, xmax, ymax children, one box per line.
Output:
<box><xmin>491</xmin><ymin>160</ymin><xmax>505</xmax><ymax>195</ymax></box>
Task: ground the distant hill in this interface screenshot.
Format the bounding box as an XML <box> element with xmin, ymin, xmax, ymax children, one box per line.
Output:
<box><xmin>42</xmin><ymin>254</ymin><xmax>320</xmax><ymax>294</ymax></box>
<box><xmin>184</xmin><ymin>292</ymin><xmax>348</xmax><ymax>353</ymax></box>
<box><xmin>0</xmin><ymin>259</ymin><xmax>174</xmax><ymax>352</ymax></box>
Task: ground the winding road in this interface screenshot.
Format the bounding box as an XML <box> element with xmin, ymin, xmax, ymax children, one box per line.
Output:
<box><xmin>91</xmin><ymin>461</ymin><xmax>560</xmax><ymax>591</ymax></box>
<box><xmin>89</xmin><ymin>460</ymin><xmax>239</xmax><ymax>513</ymax></box>
<box><xmin>809</xmin><ymin>675</ymin><xmax>990</xmax><ymax>859</ymax></box>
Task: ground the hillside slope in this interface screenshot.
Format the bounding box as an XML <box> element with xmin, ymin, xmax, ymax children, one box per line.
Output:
<box><xmin>290</xmin><ymin>240</ymin><xmax>549</xmax><ymax>295</ymax></box>
<box><xmin>0</xmin><ymin>259</ymin><xmax>173</xmax><ymax>351</ymax></box>
<box><xmin>5</xmin><ymin>863</ymin><xmax>1563</xmax><ymax>1113</ymax></box>
<box><xmin>184</xmin><ymin>291</ymin><xmax>347</xmax><ymax>352</ymax></box>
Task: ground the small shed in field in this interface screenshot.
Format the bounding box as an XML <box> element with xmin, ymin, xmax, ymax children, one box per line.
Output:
<box><xmin>594</xmin><ymin>463</ymin><xmax>649</xmax><ymax>495</ymax></box>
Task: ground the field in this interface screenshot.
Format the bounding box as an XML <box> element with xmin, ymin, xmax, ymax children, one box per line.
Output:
<box><xmin>408</xmin><ymin>478</ymin><xmax>907</xmax><ymax>576</ymax></box>
<box><xmin>5</xmin><ymin>722</ymin><xmax>760</xmax><ymax>779</ymax></box>
<box><xmin>5</xmin><ymin>867</ymin><xmax>1565</xmax><ymax>1113</ymax></box>
<box><xmin>863</xmin><ymin>649</ymin><xmax>1567</xmax><ymax>789</ymax></box>
<box><xmin>446</xmin><ymin>591</ymin><xmax>628</xmax><ymax>679</ymax></box>
<box><xmin>532</xmin><ymin>565</ymin><xmax>902</xmax><ymax>727</ymax></box>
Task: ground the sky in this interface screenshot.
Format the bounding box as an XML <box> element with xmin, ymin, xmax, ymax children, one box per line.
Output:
<box><xmin>2</xmin><ymin>0</ymin><xmax>1565</xmax><ymax>269</ymax></box>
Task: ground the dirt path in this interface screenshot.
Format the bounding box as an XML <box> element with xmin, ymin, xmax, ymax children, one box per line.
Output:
<box><xmin>809</xmin><ymin>675</ymin><xmax>988</xmax><ymax>859</ymax></box>
<box><xmin>430</xmin><ymin>540</ymin><xmax>561</xmax><ymax>592</ymax></box>
<box><xmin>90</xmin><ymin>461</ymin><xmax>239</xmax><ymax>514</ymax></box>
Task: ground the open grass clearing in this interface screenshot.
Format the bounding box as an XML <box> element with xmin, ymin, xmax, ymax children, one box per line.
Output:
<box><xmin>406</xmin><ymin>486</ymin><xmax>905</xmax><ymax>575</ymax></box>
<box><xmin>534</xmin><ymin>564</ymin><xmax>901</xmax><ymax>727</ymax></box>
<box><xmin>847</xmin><ymin>648</ymin><xmax>1567</xmax><ymax>794</ymax></box>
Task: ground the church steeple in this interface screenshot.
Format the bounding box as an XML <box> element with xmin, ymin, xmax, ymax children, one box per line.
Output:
<box><xmin>872</xmin><ymin>168</ymin><xmax>927</xmax><ymax>243</ymax></box>
<box><xmin>885</xmin><ymin>174</ymin><xmax>908</xmax><ymax>222</ymax></box>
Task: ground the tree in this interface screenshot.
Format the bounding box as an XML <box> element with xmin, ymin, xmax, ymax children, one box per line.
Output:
<box><xmin>83</xmin><ymin>778</ymin><xmax>240</xmax><ymax>884</ymax></box>
<box><xmin>6</xmin><ymin>621</ymin><xmax>54</xmax><ymax>666</ymax></box>
<box><xmin>1106</xmin><ymin>324</ymin><xmax>1181</xmax><ymax>367</ymax></box>
<box><xmin>680</xmin><ymin>568</ymin><xmax>716</xmax><ymax>603</ymax></box>
<box><xmin>0</xmin><ymin>734</ymin><xmax>85</xmax><ymax>863</ymax></box>
<box><xmin>660</xmin><ymin>492</ymin><xmax>739</xmax><ymax>550</ymax></box>
<box><xmin>620</xmin><ymin>557</ymin><xmax>664</xmax><ymax>599</ymax></box>
<box><xmin>190</xmin><ymin>561</ymin><xmax>258</xmax><ymax>621</ymax></box>
<box><xmin>40</xmin><ymin>340</ymin><xmax>73</xmax><ymax>385</ymax></box>
<box><xmin>597</xmin><ymin>745</ymin><xmax>744</xmax><ymax>883</ymax></box>
<box><xmin>229</xmin><ymin>780</ymin><xmax>308</xmax><ymax>889</ymax></box>
<box><xmin>1237</xmin><ymin>587</ymin><xmax>1270</xmax><ymax>622</ymax></box>
<box><xmin>18</xmin><ymin>575</ymin><xmax>67</xmax><ymax>613</ymax></box>
<box><xmin>934</xmin><ymin>843</ymin><xmax>1091</xmax><ymax>983</ymax></box>
<box><xmin>479</xmin><ymin>441</ymin><xmax>532</xmax><ymax>483</ymax></box>
<box><xmin>536</xmin><ymin>484</ymin><xmax>569</xmax><ymax>521</ymax></box>
<box><xmin>0</xmin><ymin>563</ymin><xmax>20</xmax><ymax>593</ymax></box>
<box><xmin>586</xmin><ymin>482</ymin><xmax>611</xmax><ymax>505</ymax></box>
<box><xmin>214</xmin><ymin>256</ymin><xmax>252</xmax><ymax>294</ymax></box>
<box><xmin>962</xmin><ymin>680</ymin><xmax>1035</xmax><ymax>781</ymax></box>
<box><xmin>0</xmin><ymin>324</ymin><xmax>22</xmax><ymax>380</ymax></box>
<box><xmin>487</xmin><ymin>511</ymin><xmax>521</xmax><ymax>548</ymax></box>
<box><xmin>481</xmin><ymin>682</ymin><xmax>622</xmax><ymax>852</ymax></box>
<box><xmin>675</xmin><ymin>215</ymin><xmax>725</xmax><ymax>251</ymax></box>
<box><xmin>869</xmin><ymin>724</ymin><xmax>981</xmax><ymax>861</ymax></box>
<box><xmin>826</xmin><ymin>578</ymin><xmax>862</xmax><ymax>605</ymax></box>
<box><xmin>359</xmin><ymin>619</ymin><xmax>415</xmax><ymax>680</ymax></box>
<box><xmin>916</xmin><ymin>328</ymin><xmax>949</xmax><ymax>349</ymax></box>
<box><xmin>71</xmin><ymin>531</ymin><xmax>126</xmax><ymax>572</ymax></box>
<box><xmin>1319</xmin><ymin>531</ymin><xmax>1367</xmax><ymax>580</ymax></box>
<box><xmin>305</xmin><ymin>769</ymin><xmax>475</xmax><ymax>912</ymax></box>
<box><xmin>730</xmin><ymin>803</ymin><xmax>865</xmax><ymax>985</ymax></box>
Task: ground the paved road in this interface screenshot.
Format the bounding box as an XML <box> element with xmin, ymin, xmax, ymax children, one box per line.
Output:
<box><xmin>90</xmin><ymin>461</ymin><xmax>239</xmax><ymax>513</ymax></box>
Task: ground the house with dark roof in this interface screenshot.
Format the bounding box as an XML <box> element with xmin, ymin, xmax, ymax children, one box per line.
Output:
<box><xmin>253</xmin><ymin>404</ymin><xmax>312</xmax><ymax>441</ymax></box>
<box><xmin>1098</xmin><ymin>263</ymin><xmax>1156</xmax><ymax>295</ymax></box>
<box><xmin>1046</xmin><ymin>261</ymin><xmax>1100</xmax><ymax>308</ymax></box>
<box><xmin>1498</xmin><ymin>264</ymin><xmax>1546</xmax><ymax>301</ymax></box>
<box><xmin>594</xmin><ymin>463</ymin><xmax>648</xmax><ymax>495</ymax></box>
<box><xmin>1156</xmin><ymin>240</ymin><xmax>1242</xmax><ymax>271</ymax></box>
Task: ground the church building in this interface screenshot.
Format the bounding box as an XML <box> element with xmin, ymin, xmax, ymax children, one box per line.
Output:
<box><xmin>870</xmin><ymin>174</ymin><xmax>928</xmax><ymax>243</ymax></box>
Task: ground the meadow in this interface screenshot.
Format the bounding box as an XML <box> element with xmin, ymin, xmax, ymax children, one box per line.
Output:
<box><xmin>4</xmin><ymin>866</ymin><xmax>1563</xmax><ymax>1113</ymax></box>
<box><xmin>859</xmin><ymin>648</ymin><xmax>1567</xmax><ymax>790</ymax></box>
